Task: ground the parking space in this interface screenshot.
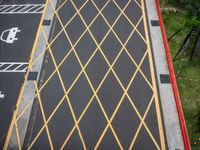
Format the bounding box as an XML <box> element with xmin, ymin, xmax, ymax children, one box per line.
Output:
<box><xmin>0</xmin><ymin>0</ymin><xmax>45</xmax><ymax>147</ymax></box>
<box><xmin>21</xmin><ymin>0</ymin><xmax>167</xmax><ymax>149</ymax></box>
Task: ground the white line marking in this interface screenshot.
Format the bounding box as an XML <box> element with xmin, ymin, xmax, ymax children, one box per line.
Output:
<box><xmin>0</xmin><ymin>6</ymin><xmax>8</xmax><ymax>11</ymax></box>
<box><xmin>0</xmin><ymin>62</ymin><xmax>28</xmax><ymax>73</ymax></box>
<box><xmin>3</xmin><ymin>64</ymin><xmax>12</xmax><ymax>71</ymax></box>
<box><xmin>18</xmin><ymin>5</ymin><xmax>30</xmax><ymax>13</ymax></box>
<box><xmin>2</xmin><ymin>5</ymin><xmax>14</xmax><ymax>12</ymax></box>
<box><xmin>33</xmin><ymin>5</ymin><xmax>44</xmax><ymax>13</ymax></box>
<box><xmin>10</xmin><ymin>5</ymin><xmax>21</xmax><ymax>13</ymax></box>
<box><xmin>22</xmin><ymin>67</ymin><xmax>28</xmax><ymax>72</ymax></box>
<box><xmin>19</xmin><ymin>5</ymin><xmax>32</xmax><ymax>13</ymax></box>
<box><xmin>25</xmin><ymin>5</ymin><xmax>38</xmax><ymax>13</ymax></box>
<box><xmin>0</xmin><ymin>4</ymin><xmax>45</xmax><ymax>14</ymax></box>
<box><xmin>13</xmin><ymin>64</ymin><xmax>23</xmax><ymax>71</ymax></box>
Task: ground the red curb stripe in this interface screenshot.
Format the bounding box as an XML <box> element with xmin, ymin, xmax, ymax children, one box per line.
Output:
<box><xmin>154</xmin><ymin>0</ymin><xmax>190</xmax><ymax>149</ymax></box>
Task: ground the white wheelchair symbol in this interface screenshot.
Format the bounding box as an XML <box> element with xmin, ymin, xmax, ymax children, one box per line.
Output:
<box><xmin>0</xmin><ymin>27</ymin><xmax>21</xmax><ymax>44</ymax></box>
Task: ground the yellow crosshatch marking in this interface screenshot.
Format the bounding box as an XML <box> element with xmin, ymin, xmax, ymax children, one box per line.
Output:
<box><xmin>4</xmin><ymin>0</ymin><xmax>166</xmax><ymax>149</ymax></box>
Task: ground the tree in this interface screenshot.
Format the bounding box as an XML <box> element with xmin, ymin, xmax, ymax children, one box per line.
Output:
<box><xmin>171</xmin><ymin>0</ymin><xmax>200</xmax><ymax>60</ymax></box>
<box><xmin>162</xmin><ymin>0</ymin><xmax>200</xmax><ymax>60</ymax></box>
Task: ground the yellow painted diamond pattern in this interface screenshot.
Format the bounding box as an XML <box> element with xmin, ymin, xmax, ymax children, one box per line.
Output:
<box><xmin>4</xmin><ymin>0</ymin><xmax>166</xmax><ymax>149</ymax></box>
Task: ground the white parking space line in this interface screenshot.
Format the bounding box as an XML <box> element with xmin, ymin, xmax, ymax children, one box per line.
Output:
<box><xmin>0</xmin><ymin>4</ymin><xmax>45</xmax><ymax>14</ymax></box>
<box><xmin>0</xmin><ymin>62</ymin><xmax>28</xmax><ymax>72</ymax></box>
<box><xmin>9</xmin><ymin>5</ymin><xmax>21</xmax><ymax>13</ymax></box>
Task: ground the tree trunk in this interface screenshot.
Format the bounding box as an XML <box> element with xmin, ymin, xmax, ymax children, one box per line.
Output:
<box><xmin>173</xmin><ymin>28</ymin><xmax>194</xmax><ymax>61</ymax></box>
<box><xmin>190</xmin><ymin>31</ymin><xmax>200</xmax><ymax>60</ymax></box>
<box><xmin>168</xmin><ymin>28</ymin><xmax>183</xmax><ymax>41</ymax></box>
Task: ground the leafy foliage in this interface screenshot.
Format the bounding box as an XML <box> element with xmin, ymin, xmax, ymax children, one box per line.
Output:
<box><xmin>184</xmin><ymin>0</ymin><xmax>200</xmax><ymax>29</ymax></box>
<box><xmin>163</xmin><ymin>0</ymin><xmax>200</xmax><ymax>29</ymax></box>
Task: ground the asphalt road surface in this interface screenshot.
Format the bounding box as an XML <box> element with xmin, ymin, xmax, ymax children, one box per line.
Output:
<box><xmin>23</xmin><ymin>0</ymin><xmax>167</xmax><ymax>149</ymax></box>
<box><xmin>0</xmin><ymin>0</ymin><xmax>45</xmax><ymax>147</ymax></box>
<box><xmin>2</xmin><ymin>0</ymin><xmax>169</xmax><ymax>149</ymax></box>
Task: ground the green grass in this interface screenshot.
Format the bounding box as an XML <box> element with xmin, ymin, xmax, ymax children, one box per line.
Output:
<box><xmin>162</xmin><ymin>12</ymin><xmax>200</xmax><ymax>149</ymax></box>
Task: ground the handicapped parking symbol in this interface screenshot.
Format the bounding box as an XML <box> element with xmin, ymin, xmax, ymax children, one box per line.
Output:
<box><xmin>0</xmin><ymin>27</ymin><xmax>21</xmax><ymax>44</ymax></box>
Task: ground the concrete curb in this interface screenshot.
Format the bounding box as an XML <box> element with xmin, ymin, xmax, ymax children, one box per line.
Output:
<box><xmin>7</xmin><ymin>0</ymin><xmax>58</xmax><ymax>149</ymax></box>
<box><xmin>146</xmin><ymin>0</ymin><xmax>190</xmax><ymax>149</ymax></box>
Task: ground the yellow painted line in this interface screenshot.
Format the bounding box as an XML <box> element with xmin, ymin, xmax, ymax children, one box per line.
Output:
<box><xmin>42</xmin><ymin>25</ymin><xmax>87</xmax><ymax>149</ymax></box>
<box><xmin>54</xmin><ymin>0</ymin><xmax>121</xmax><ymax>148</ymax></box>
<box><xmin>47</xmin><ymin>0</ymin><xmax>88</xmax><ymax>148</ymax></box>
<box><xmin>125</xmin><ymin>53</ymin><xmax>161</xmax><ymax>149</ymax></box>
<box><xmin>31</xmin><ymin>0</ymin><xmax>88</xmax><ymax>67</ymax></box>
<box><xmin>16</xmin><ymin>102</ymin><xmax>32</xmax><ymax>122</ymax></box>
<box><xmin>10</xmin><ymin>0</ymin><xmax>167</xmax><ymax>149</ymax></box>
<box><xmin>141</xmin><ymin>0</ymin><xmax>166</xmax><ymax>149</ymax></box>
<box><xmin>47</xmin><ymin>0</ymin><xmax>124</xmax><ymax>148</ymax></box>
<box><xmin>48</xmin><ymin>0</ymin><xmax>68</xmax><ymax>19</ymax></box>
<box><xmin>32</xmin><ymin>0</ymin><xmax>109</xmax><ymax>97</ymax></box>
<box><xmin>12</xmin><ymin>1</ymin><xmax>97</xmax><ymax>145</ymax></box>
<box><xmin>73</xmin><ymin>1</ymin><xmax>144</xmax><ymax>149</ymax></box>
<box><xmin>113</xmin><ymin>0</ymin><xmax>147</xmax><ymax>45</ymax></box>
<box><xmin>93</xmin><ymin>0</ymin><xmax>154</xmax><ymax>91</ymax></box>
<box><xmin>88</xmin><ymin>1</ymin><xmax>160</xmax><ymax>148</ymax></box>
<box><xmin>94</xmin><ymin>49</ymin><xmax>160</xmax><ymax>149</ymax></box>
<box><xmin>27</xmin><ymin>95</ymin><xmax>66</xmax><ymax>149</ymax></box>
<box><xmin>48</xmin><ymin>0</ymin><xmax>161</xmax><ymax>148</ymax></box>
<box><xmin>23</xmin><ymin>5</ymin><xmax>121</xmax><ymax>145</ymax></box>
<box><xmin>61</xmin><ymin>35</ymin><xmax>127</xmax><ymax>148</ymax></box>
<box><xmin>27</xmin><ymin>0</ymin><xmax>112</xmax><ymax>142</ymax></box>
<box><xmin>15</xmin><ymin>123</ymin><xmax>22</xmax><ymax>150</ymax></box>
<box><xmin>28</xmin><ymin>80</ymin><xmax>54</xmax><ymax>150</ymax></box>
<box><xmin>69</xmin><ymin>0</ymin><xmax>126</xmax><ymax>148</ymax></box>
<box><xmin>49</xmin><ymin>0</ymin><xmax>136</xmax><ymax>148</ymax></box>
<box><xmin>3</xmin><ymin>0</ymin><xmax>49</xmax><ymax>149</ymax></box>
<box><xmin>129</xmin><ymin>94</ymin><xmax>155</xmax><ymax>149</ymax></box>
<box><xmin>134</xmin><ymin>0</ymin><xmax>142</xmax><ymax>9</ymax></box>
